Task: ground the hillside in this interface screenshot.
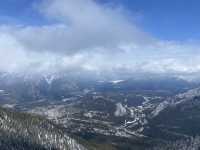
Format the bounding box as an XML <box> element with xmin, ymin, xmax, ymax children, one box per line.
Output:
<box><xmin>0</xmin><ymin>107</ymin><xmax>87</xmax><ymax>150</ymax></box>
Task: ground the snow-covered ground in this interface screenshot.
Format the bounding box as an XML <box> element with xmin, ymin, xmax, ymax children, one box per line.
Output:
<box><xmin>110</xmin><ymin>80</ymin><xmax>125</xmax><ymax>84</ymax></box>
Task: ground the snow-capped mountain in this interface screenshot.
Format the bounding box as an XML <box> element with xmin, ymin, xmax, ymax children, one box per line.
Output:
<box><xmin>1</xmin><ymin>72</ymin><xmax>200</xmax><ymax>149</ymax></box>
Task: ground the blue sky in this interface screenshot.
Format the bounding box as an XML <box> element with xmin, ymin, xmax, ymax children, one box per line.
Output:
<box><xmin>112</xmin><ymin>0</ymin><xmax>200</xmax><ymax>41</ymax></box>
<box><xmin>0</xmin><ymin>0</ymin><xmax>199</xmax><ymax>76</ymax></box>
<box><xmin>0</xmin><ymin>0</ymin><xmax>48</xmax><ymax>25</ymax></box>
<box><xmin>0</xmin><ymin>0</ymin><xmax>200</xmax><ymax>41</ymax></box>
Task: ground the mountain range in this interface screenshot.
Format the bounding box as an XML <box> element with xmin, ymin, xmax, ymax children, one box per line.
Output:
<box><xmin>0</xmin><ymin>72</ymin><xmax>200</xmax><ymax>149</ymax></box>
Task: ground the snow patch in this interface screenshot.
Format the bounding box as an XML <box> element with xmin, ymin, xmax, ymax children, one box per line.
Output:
<box><xmin>110</xmin><ymin>80</ymin><xmax>124</xmax><ymax>84</ymax></box>
<box><xmin>114</xmin><ymin>103</ymin><xmax>127</xmax><ymax>117</ymax></box>
<box><xmin>0</xmin><ymin>90</ymin><xmax>4</xmax><ymax>93</ymax></box>
<box><xmin>44</xmin><ymin>75</ymin><xmax>56</xmax><ymax>85</ymax></box>
<box><xmin>2</xmin><ymin>104</ymin><xmax>16</xmax><ymax>109</ymax></box>
<box><xmin>152</xmin><ymin>101</ymin><xmax>169</xmax><ymax>117</ymax></box>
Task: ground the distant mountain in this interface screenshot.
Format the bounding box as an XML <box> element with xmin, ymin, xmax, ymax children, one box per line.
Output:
<box><xmin>146</xmin><ymin>88</ymin><xmax>200</xmax><ymax>141</ymax></box>
<box><xmin>0</xmin><ymin>72</ymin><xmax>197</xmax><ymax>104</ymax></box>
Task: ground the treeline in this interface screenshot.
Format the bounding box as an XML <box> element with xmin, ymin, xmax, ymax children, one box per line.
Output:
<box><xmin>0</xmin><ymin>107</ymin><xmax>87</xmax><ymax>150</ymax></box>
<box><xmin>0</xmin><ymin>130</ymin><xmax>50</xmax><ymax>150</ymax></box>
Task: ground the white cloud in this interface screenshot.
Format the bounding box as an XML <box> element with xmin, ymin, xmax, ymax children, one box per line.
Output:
<box><xmin>0</xmin><ymin>0</ymin><xmax>199</xmax><ymax>77</ymax></box>
<box><xmin>14</xmin><ymin>0</ymin><xmax>151</xmax><ymax>54</ymax></box>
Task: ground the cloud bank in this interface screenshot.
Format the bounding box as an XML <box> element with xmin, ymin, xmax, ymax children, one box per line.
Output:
<box><xmin>0</xmin><ymin>0</ymin><xmax>199</xmax><ymax>77</ymax></box>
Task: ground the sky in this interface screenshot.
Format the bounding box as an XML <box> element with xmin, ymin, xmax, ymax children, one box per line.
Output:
<box><xmin>0</xmin><ymin>0</ymin><xmax>200</xmax><ymax>77</ymax></box>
